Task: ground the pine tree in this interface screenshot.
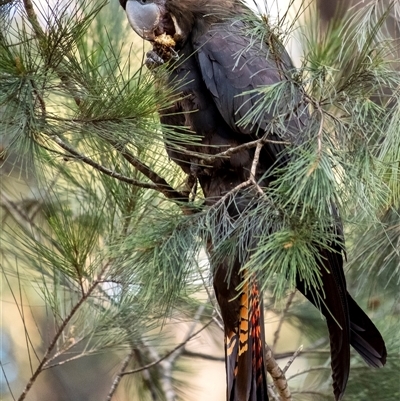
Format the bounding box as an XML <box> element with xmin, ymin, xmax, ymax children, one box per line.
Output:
<box><xmin>0</xmin><ymin>1</ymin><xmax>399</xmax><ymax>400</ymax></box>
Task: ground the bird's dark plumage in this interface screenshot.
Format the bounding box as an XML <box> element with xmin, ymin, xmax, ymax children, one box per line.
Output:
<box><xmin>120</xmin><ymin>1</ymin><xmax>387</xmax><ymax>400</ymax></box>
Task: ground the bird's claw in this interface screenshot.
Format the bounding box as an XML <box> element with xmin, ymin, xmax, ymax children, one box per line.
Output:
<box><xmin>145</xmin><ymin>50</ymin><xmax>164</xmax><ymax>70</ymax></box>
<box><xmin>169</xmin><ymin>47</ymin><xmax>179</xmax><ymax>61</ymax></box>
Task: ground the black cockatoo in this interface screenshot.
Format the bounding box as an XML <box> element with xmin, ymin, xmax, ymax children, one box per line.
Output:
<box><xmin>118</xmin><ymin>1</ymin><xmax>387</xmax><ymax>400</ymax></box>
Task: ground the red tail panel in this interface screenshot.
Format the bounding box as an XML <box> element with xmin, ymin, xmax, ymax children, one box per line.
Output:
<box><xmin>225</xmin><ymin>279</ymin><xmax>269</xmax><ymax>401</ymax></box>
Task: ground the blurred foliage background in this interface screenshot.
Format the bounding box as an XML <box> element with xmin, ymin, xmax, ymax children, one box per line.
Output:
<box><xmin>0</xmin><ymin>0</ymin><xmax>399</xmax><ymax>400</ymax></box>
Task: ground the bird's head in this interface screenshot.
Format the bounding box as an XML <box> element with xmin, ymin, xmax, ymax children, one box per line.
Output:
<box><xmin>119</xmin><ymin>0</ymin><xmax>237</xmax><ymax>44</ymax></box>
<box><xmin>119</xmin><ymin>0</ymin><xmax>182</xmax><ymax>42</ymax></box>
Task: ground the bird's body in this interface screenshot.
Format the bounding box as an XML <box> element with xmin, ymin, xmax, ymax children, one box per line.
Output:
<box><xmin>119</xmin><ymin>1</ymin><xmax>387</xmax><ymax>400</ymax></box>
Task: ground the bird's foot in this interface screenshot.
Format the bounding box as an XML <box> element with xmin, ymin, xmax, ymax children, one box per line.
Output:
<box><xmin>145</xmin><ymin>50</ymin><xmax>164</xmax><ymax>70</ymax></box>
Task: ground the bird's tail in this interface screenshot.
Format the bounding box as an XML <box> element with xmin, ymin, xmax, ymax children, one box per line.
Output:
<box><xmin>225</xmin><ymin>279</ymin><xmax>269</xmax><ymax>401</ymax></box>
<box><xmin>347</xmin><ymin>294</ymin><xmax>387</xmax><ymax>367</ymax></box>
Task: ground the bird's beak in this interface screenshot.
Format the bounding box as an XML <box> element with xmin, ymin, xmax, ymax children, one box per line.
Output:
<box><xmin>125</xmin><ymin>0</ymin><xmax>160</xmax><ymax>41</ymax></box>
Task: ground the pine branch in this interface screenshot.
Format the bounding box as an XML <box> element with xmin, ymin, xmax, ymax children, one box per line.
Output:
<box><xmin>307</xmin><ymin>103</ymin><xmax>324</xmax><ymax>176</ymax></box>
<box><xmin>104</xmin><ymin>137</ymin><xmax>186</xmax><ymax>201</ymax></box>
<box><xmin>17</xmin><ymin>261</ymin><xmax>111</xmax><ymax>401</ymax></box>
<box><xmin>21</xmin><ymin>0</ymin><xmax>187</xmax><ymax>205</ymax></box>
<box><xmin>49</xmin><ymin>135</ymin><xmax>160</xmax><ymax>190</ymax></box>
<box><xmin>41</xmin><ymin>338</ymin><xmax>90</xmax><ymax>370</ymax></box>
<box><xmin>22</xmin><ymin>0</ymin><xmax>44</xmax><ymax>38</ymax></box>
<box><xmin>22</xmin><ymin>0</ymin><xmax>83</xmax><ymax>105</ymax></box>
<box><xmin>268</xmin><ymin>386</ymin><xmax>281</xmax><ymax>401</ymax></box>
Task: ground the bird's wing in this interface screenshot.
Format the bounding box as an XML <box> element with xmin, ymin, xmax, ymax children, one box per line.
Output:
<box><xmin>194</xmin><ymin>21</ymin><xmax>306</xmax><ymax>163</ymax></box>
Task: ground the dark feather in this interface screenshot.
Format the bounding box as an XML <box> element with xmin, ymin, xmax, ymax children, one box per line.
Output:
<box><xmin>347</xmin><ymin>294</ymin><xmax>387</xmax><ymax>367</ymax></box>
<box><xmin>295</xmin><ymin>243</ymin><xmax>351</xmax><ymax>400</ymax></box>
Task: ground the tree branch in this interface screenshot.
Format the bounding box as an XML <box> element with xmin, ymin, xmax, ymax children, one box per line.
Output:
<box><xmin>49</xmin><ymin>135</ymin><xmax>160</xmax><ymax>190</ymax></box>
<box><xmin>265</xmin><ymin>342</ymin><xmax>292</xmax><ymax>401</ymax></box>
<box><xmin>105</xmin><ymin>137</ymin><xmax>186</xmax><ymax>201</ymax></box>
<box><xmin>282</xmin><ymin>345</ymin><xmax>303</xmax><ymax>375</ymax></box>
<box><xmin>17</xmin><ymin>262</ymin><xmax>110</xmax><ymax>401</ymax></box>
<box><xmin>144</xmin><ymin>342</ymin><xmax>176</xmax><ymax>401</ymax></box>
<box><xmin>133</xmin><ymin>347</ymin><xmax>159</xmax><ymax>401</ymax></box>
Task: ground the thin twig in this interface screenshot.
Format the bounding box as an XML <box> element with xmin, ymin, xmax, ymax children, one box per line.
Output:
<box><xmin>272</xmin><ymin>290</ymin><xmax>296</xmax><ymax>351</ymax></box>
<box><xmin>196</xmin><ymin>259</ymin><xmax>223</xmax><ymax>326</ymax></box>
<box><xmin>212</xmin><ymin>315</ymin><xmax>224</xmax><ymax>332</ymax></box>
<box><xmin>105</xmin><ymin>349</ymin><xmax>135</xmax><ymax>401</ymax></box>
<box><xmin>167</xmin><ymin>303</ymin><xmax>206</xmax><ymax>364</ymax></box>
<box><xmin>172</xmin><ymin>136</ymin><xmax>290</xmax><ymax>167</ymax></box>
<box><xmin>212</xmin><ymin>140</ymin><xmax>268</xmax><ymax>208</ymax></box>
<box><xmin>182</xmin><ymin>350</ymin><xmax>224</xmax><ymax>362</ymax></box>
<box><xmin>287</xmin><ymin>365</ymin><xmax>330</xmax><ymax>381</ymax></box>
<box><xmin>291</xmin><ymin>390</ymin><xmax>330</xmax><ymax>397</ymax></box>
<box><xmin>0</xmin><ymin>360</ymin><xmax>15</xmax><ymax>401</ymax></box>
<box><xmin>274</xmin><ymin>348</ymin><xmax>329</xmax><ymax>360</ymax></box>
<box><xmin>121</xmin><ymin>320</ymin><xmax>213</xmax><ymax>376</ymax></box>
<box><xmin>250</xmin><ymin>142</ymin><xmax>263</xmax><ymax>181</ymax></box>
<box><xmin>282</xmin><ymin>345</ymin><xmax>303</xmax><ymax>374</ymax></box>
<box><xmin>42</xmin><ymin>336</ymin><xmax>87</xmax><ymax>369</ymax></box>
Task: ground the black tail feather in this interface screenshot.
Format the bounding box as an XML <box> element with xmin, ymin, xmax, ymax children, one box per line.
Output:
<box><xmin>347</xmin><ymin>294</ymin><xmax>387</xmax><ymax>367</ymax></box>
<box><xmin>294</xmin><ymin>233</ymin><xmax>388</xmax><ymax>400</ymax></box>
<box><xmin>295</xmin><ymin>242</ymin><xmax>350</xmax><ymax>400</ymax></box>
